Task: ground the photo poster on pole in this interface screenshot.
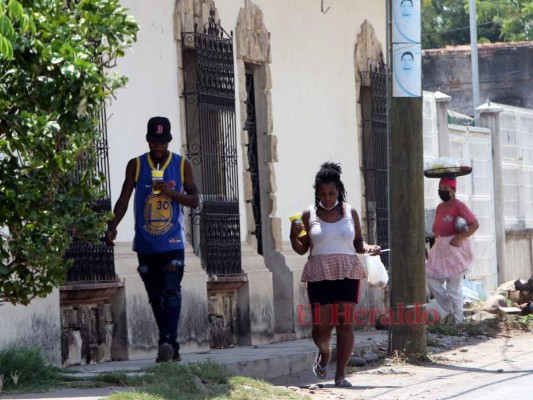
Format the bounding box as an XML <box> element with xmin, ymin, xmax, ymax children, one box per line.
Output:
<box><xmin>392</xmin><ymin>0</ymin><xmax>421</xmax><ymax>44</ymax></box>
<box><xmin>392</xmin><ymin>43</ymin><xmax>421</xmax><ymax>98</ymax></box>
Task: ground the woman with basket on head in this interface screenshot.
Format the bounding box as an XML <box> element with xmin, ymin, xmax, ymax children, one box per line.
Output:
<box><xmin>290</xmin><ymin>162</ymin><xmax>381</xmax><ymax>387</ymax></box>
<box><xmin>426</xmin><ymin>177</ymin><xmax>479</xmax><ymax>324</ymax></box>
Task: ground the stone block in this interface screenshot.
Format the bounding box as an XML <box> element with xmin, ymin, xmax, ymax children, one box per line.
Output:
<box><xmin>270</xmin><ymin>217</ymin><xmax>283</xmax><ymax>252</ymax></box>
<box><xmin>268</xmin><ymin>193</ymin><xmax>277</xmax><ymax>215</ymax></box>
<box><xmin>174</xmin><ymin>12</ymin><xmax>182</xmax><ymax>41</ymax></box>
<box><xmin>245</xmin><ymin>202</ymin><xmax>255</xmax><ymax>233</ymax></box>
<box><xmin>97</xmin><ymin>343</ymin><xmax>107</xmax><ymax>363</ymax></box>
<box><xmin>104</xmin><ymin>304</ymin><xmax>113</xmax><ymax>323</ymax></box>
<box><xmin>268</xmin><ymin>162</ymin><xmax>277</xmax><ymax>193</ymax></box>
<box><xmin>237</xmin><ymin>31</ymin><xmax>249</xmax><ymax>60</ymax></box>
<box><xmin>237</xmin><ymin>62</ymin><xmax>247</xmax><ymax>103</ymax></box>
<box><xmin>201</xmin><ymin>3</ymin><xmax>210</xmax><ymax>27</ymax></box>
<box><xmin>193</xmin><ymin>0</ymin><xmax>201</xmax><ymax>17</ymax></box>
<box><xmin>61</xmin><ymin>308</ymin><xmax>79</xmax><ymax>329</ymax></box>
<box><xmin>183</xmin><ymin>0</ymin><xmax>193</xmax><ymax>15</ymax></box>
<box><xmin>62</xmin><ymin>330</ymin><xmax>82</xmax><ymax>367</ymax></box>
<box><xmin>349</xmin><ymin>355</ymin><xmax>367</xmax><ymax>367</ymax></box>
<box><xmin>483</xmin><ymin>295</ymin><xmax>507</xmax><ymax>314</ymax></box>
<box><xmin>266</xmin><ymin>134</ymin><xmax>278</xmax><ymax>162</ymax></box>
<box><xmin>97</xmin><ymin>305</ymin><xmax>107</xmax><ymax>343</ymax></box>
<box><xmin>88</xmin><ymin>343</ymin><xmax>99</xmax><ymax>364</ymax></box>
<box><xmin>243</xmin><ymin>171</ymin><xmax>253</xmax><ymax>201</ymax></box>
<box><xmin>258</xmin><ymin>65</ymin><xmax>272</xmax><ymax>90</ymax></box>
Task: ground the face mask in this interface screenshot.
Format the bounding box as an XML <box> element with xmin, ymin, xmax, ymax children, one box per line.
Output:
<box><xmin>438</xmin><ymin>190</ymin><xmax>451</xmax><ymax>202</ymax></box>
<box><xmin>319</xmin><ymin>200</ymin><xmax>339</xmax><ymax>210</ymax></box>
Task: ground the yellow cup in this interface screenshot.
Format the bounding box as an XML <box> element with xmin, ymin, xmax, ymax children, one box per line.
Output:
<box><xmin>289</xmin><ymin>213</ymin><xmax>307</xmax><ymax>237</ymax></box>
<box><xmin>151</xmin><ymin>170</ymin><xmax>164</xmax><ymax>194</ymax></box>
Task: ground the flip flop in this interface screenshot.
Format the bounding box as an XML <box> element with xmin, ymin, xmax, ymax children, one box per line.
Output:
<box><xmin>312</xmin><ymin>352</ymin><xmax>328</xmax><ymax>379</ymax></box>
<box><xmin>335</xmin><ymin>378</ymin><xmax>353</xmax><ymax>387</ymax></box>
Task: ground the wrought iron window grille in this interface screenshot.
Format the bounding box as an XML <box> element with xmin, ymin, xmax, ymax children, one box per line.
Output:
<box><xmin>361</xmin><ymin>64</ymin><xmax>390</xmax><ymax>269</ymax></box>
<box><xmin>182</xmin><ymin>10</ymin><xmax>242</xmax><ymax>275</ymax></box>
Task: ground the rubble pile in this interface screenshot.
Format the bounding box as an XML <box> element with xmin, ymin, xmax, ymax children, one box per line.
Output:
<box><xmin>482</xmin><ymin>277</ymin><xmax>533</xmax><ymax>317</ymax></box>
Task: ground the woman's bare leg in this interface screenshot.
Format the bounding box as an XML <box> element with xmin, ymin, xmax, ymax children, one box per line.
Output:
<box><xmin>311</xmin><ymin>304</ymin><xmax>333</xmax><ymax>369</ymax></box>
<box><xmin>334</xmin><ymin>302</ymin><xmax>355</xmax><ymax>381</ymax></box>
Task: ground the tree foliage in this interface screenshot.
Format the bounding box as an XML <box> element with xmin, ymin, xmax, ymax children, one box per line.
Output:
<box><xmin>0</xmin><ymin>0</ymin><xmax>138</xmax><ymax>305</ymax></box>
<box><xmin>422</xmin><ymin>0</ymin><xmax>533</xmax><ymax>49</ymax></box>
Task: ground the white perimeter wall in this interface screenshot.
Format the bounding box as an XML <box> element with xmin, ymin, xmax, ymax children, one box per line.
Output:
<box><xmin>107</xmin><ymin>0</ymin><xmax>386</xmax><ymax>244</ymax></box>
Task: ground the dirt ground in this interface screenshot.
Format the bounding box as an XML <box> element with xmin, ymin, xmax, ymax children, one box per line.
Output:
<box><xmin>269</xmin><ymin>327</ymin><xmax>533</xmax><ymax>400</ymax></box>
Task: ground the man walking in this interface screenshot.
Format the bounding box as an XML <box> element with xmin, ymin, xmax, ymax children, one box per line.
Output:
<box><xmin>105</xmin><ymin>116</ymin><xmax>200</xmax><ymax>362</ymax></box>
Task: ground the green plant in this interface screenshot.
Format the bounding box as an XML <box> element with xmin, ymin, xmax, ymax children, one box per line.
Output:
<box><xmin>427</xmin><ymin>324</ymin><xmax>461</xmax><ymax>336</ymax></box>
<box><xmin>0</xmin><ymin>0</ymin><xmax>138</xmax><ymax>305</ymax></box>
<box><xmin>507</xmin><ymin>314</ymin><xmax>533</xmax><ymax>330</ymax></box>
<box><xmin>0</xmin><ymin>346</ymin><xmax>62</xmax><ymax>393</ymax></box>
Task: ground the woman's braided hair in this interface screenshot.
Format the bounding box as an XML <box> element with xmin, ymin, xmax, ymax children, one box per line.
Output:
<box><xmin>314</xmin><ymin>162</ymin><xmax>346</xmax><ymax>213</ymax></box>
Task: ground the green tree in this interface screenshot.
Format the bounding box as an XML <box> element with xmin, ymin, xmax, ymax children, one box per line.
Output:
<box><xmin>477</xmin><ymin>0</ymin><xmax>533</xmax><ymax>41</ymax></box>
<box><xmin>0</xmin><ymin>0</ymin><xmax>138</xmax><ymax>305</ymax></box>
<box><xmin>422</xmin><ymin>0</ymin><xmax>533</xmax><ymax>49</ymax></box>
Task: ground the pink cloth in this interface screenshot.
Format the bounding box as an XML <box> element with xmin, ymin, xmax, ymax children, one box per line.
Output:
<box><xmin>426</xmin><ymin>236</ymin><xmax>474</xmax><ymax>279</ymax></box>
<box><xmin>439</xmin><ymin>178</ymin><xmax>456</xmax><ymax>189</ymax></box>
<box><xmin>432</xmin><ymin>199</ymin><xmax>476</xmax><ymax>237</ymax></box>
<box><xmin>301</xmin><ymin>254</ymin><xmax>366</xmax><ymax>282</ymax></box>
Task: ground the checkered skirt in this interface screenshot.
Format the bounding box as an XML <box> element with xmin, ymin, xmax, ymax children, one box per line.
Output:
<box><xmin>301</xmin><ymin>253</ymin><xmax>366</xmax><ymax>283</ymax></box>
<box><xmin>426</xmin><ymin>236</ymin><xmax>474</xmax><ymax>279</ymax></box>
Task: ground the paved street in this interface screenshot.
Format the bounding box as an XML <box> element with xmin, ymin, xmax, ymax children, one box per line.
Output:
<box><xmin>271</xmin><ymin>330</ymin><xmax>533</xmax><ymax>399</ymax></box>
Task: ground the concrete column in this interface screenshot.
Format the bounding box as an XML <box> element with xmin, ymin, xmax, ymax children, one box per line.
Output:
<box><xmin>435</xmin><ymin>91</ymin><xmax>451</xmax><ymax>156</ymax></box>
<box><xmin>477</xmin><ymin>103</ymin><xmax>506</xmax><ymax>285</ymax></box>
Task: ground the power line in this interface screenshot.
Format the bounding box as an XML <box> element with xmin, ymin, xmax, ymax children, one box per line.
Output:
<box><xmin>423</xmin><ymin>21</ymin><xmax>496</xmax><ymax>37</ymax></box>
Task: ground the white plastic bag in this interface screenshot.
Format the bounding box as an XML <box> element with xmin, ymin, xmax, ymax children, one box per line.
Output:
<box><xmin>364</xmin><ymin>254</ymin><xmax>389</xmax><ymax>288</ymax></box>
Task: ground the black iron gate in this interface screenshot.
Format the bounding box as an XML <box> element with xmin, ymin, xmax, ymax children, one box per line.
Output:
<box><xmin>361</xmin><ymin>66</ymin><xmax>389</xmax><ymax>269</ymax></box>
<box><xmin>64</xmin><ymin>106</ymin><xmax>116</xmax><ymax>282</ymax></box>
<box><xmin>182</xmin><ymin>13</ymin><xmax>242</xmax><ymax>275</ymax></box>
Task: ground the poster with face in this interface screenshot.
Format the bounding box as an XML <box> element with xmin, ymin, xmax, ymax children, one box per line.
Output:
<box><xmin>392</xmin><ymin>0</ymin><xmax>421</xmax><ymax>44</ymax></box>
<box><xmin>393</xmin><ymin>43</ymin><xmax>421</xmax><ymax>97</ymax></box>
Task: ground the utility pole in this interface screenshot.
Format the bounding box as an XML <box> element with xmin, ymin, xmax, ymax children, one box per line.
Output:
<box><xmin>388</xmin><ymin>0</ymin><xmax>427</xmax><ymax>354</ymax></box>
<box><xmin>469</xmin><ymin>0</ymin><xmax>480</xmax><ymax>125</ymax></box>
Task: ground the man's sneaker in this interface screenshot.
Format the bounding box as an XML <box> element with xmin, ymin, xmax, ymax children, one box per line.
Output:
<box><xmin>155</xmin><ymin>343</ymin><xmax>174</xmax><ymax>363</ymax></box>
<box><xmin>172</xmin><ymin>344</ymin><xmax>181</xmax><ymax>362</ymax></box>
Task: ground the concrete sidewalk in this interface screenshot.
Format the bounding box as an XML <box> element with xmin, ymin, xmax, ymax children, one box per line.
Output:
<box><xmin>67</xmin><ymin>329</ymin><xmax>389</xmax><ymax>380</ymax></box>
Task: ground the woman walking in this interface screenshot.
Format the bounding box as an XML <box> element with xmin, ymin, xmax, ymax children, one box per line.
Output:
<box><xmin>290</xmin><ymin>162</ymin><xmax>380</xmax><ymax>387</ymax></box>
<box><xmin>426</xmin><ymin>177</ymin><xmax>479</xmax><ymax>324</ymax></box>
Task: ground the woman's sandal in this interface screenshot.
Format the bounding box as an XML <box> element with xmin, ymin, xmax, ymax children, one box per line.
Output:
<box><xmin>334</xmin><ymin>378</ymin><xmax>352</xmax><ymax>387</ymax></box>
<box><xmin>312</xmin><ymin>352</ymin><xmax>328</xmax><ymax>379</ymax></box>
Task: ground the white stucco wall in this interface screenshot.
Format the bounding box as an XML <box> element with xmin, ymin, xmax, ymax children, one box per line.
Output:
<box><xmin>106</xmin><ymin>0</ymin><xmax>386</xmax><ymax>244</ymax></box>
<box><xmin>0</xmin><ymin>290</ymin><xmax>61</xmax><ymax>366</ymax></box>
<box><xmin>106</xmin><ymin>0</ymin><xmax>182</xmax><ymax>243</ymax></box>
<box><xmin>253</xmin><ymin>0</ymin><xmax>387</xmax><ymax>237</ymax></box>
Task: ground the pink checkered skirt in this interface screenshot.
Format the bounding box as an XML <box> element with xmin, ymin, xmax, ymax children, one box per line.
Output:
<box><xmin>426</xmin><ymin>236</ymin><xmax>474</xmax><ymax>279</ymax></box>
<box><xmin>301</xmin><ymin>253</ymin><xmax>366</xmax><ymax>282</ymax></box>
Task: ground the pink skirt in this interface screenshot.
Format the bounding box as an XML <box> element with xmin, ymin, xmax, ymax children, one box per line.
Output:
<box><xmin>426</xmin><ymin>236</ymin><xmax>474</xmax><ymax>279</ymax></box>
<box><xmin>301</xmin><ymin>254</ymin><xmax>366</xmax><ymax>282</ymax></box>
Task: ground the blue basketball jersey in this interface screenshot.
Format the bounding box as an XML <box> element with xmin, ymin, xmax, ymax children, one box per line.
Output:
<box><xmin>133</xmin><ymin>152</ymin><xmax>186</xmax><ymax>254</ymax></box>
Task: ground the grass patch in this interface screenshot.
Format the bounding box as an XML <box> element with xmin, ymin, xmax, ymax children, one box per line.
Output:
<box><xmin>427</xmin><ymin>324</ymin><xmax>461</xmax><ymax>336</ymax></box>
<box><xmin>106</xmin><ymin>362</ymin><xmax>309</xmax><ymax>400</ymax></box>
<box><xmin>0</xmin><ymin>346</ymin><xmax>63</xmax><ymax>394</ymax></box>
<box><xmin>0</xmin><ymin>348</ymin><xmax>308</xmax><ymax>399</ymax></box>
<box><xmin>427</xmin><ymin>319</ymin><xmax>500</xmax><ymax>337</ymax></box>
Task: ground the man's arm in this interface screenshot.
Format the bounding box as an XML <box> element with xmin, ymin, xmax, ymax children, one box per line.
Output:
<box><xmin>155</xmin><ymin>158</ymin><xmax>200</xmax><ymax>208</ymax></box>
<box><xmin>105</xmin><ymin>158</ymin><xmax>137</xmax><ymax>246</ymax></box>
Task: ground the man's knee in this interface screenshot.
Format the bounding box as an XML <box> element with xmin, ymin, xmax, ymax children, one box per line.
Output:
<box><xmin>165</xmin><ymin>259</ymin><xmax>183</xmax><ymax>272</ymax></box>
